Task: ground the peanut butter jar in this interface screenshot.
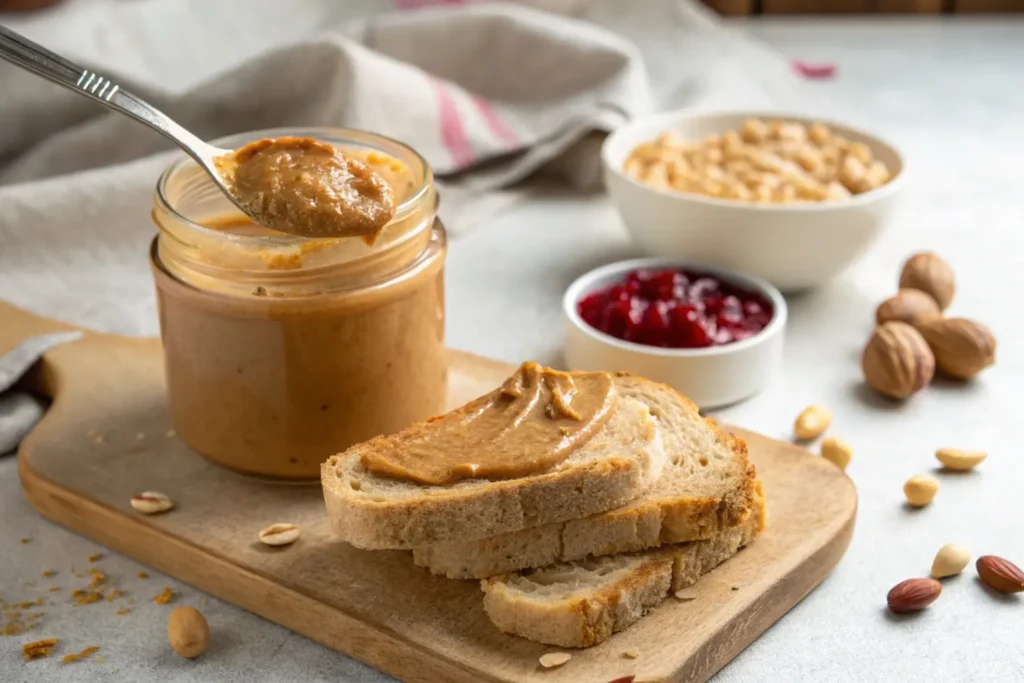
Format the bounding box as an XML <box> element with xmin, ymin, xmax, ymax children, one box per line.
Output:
<box><xmin>150</xmin><ymin>128</ymin><xmax>446</xmax><ymax>481</ymax></box>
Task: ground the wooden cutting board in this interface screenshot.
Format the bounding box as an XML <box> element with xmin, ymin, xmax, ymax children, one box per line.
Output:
<box><xmin>1</xmin><ymin>301</ymin><xmax>856</xmax><ymax>683</ymax></box>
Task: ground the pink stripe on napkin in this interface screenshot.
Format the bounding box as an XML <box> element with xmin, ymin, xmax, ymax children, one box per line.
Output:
<box><xmin>471</xmin><ymin>95</ymin><xmax>519</xmax><ymax>150</ymax></box>
<box><xmin>429</xmin><ymin>78</ymin><xmax>476</xmax><ymax>168</ymax></box>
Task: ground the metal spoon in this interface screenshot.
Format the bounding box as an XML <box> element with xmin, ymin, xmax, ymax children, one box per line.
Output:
<box><xmin>0</xmin><ymin>24</ymin><xmax>260</xmax><ymax>224</ymax></box>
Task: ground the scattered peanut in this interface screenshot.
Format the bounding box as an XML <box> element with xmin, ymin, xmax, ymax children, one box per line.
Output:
<box><xmin>935</xmin><ymin>448</ymin><xmax>987</xmax><ymax>472</ymax></box>
<box><xmin>674</xmin><ymin>588</ymin><xmax>698</xmax><ymax>601</ymax></box>
<box><xmin>539</xmin><ymin>652</ymin><xmax>572</xmax><ymax>668</ymax></box>
<box><xmin>820</xmin><ymin>437</ymin><xmax>852</xmax><ymax>470</ymax></box>
<box><xmin>623</xmin><ymin>119</ymin><xmax>893</xmax><ymax>204</ymax></box>
<box><xmin>931</xmin><ymin>544</ymin><xmax>970</xmax><ymax>579</ymax></box>
<box><xmin>168</xmin><ymin>606</ymin><xmax>209</xmax><ymax>659</ymax></box>
<box><xmin>794</xmin><ymin>405</ymin><xmax>832</xmax><ymax>441</ymax></box>
<box><xmin>903</xmin><ymin>474</ymin><xmax>939</xmax><ymax>507</ymax></box>
<box><xmin>258</xmin><ymin>523</ymin><xmax>301</xmax><ymax>547</ymax></box>
<box><xmin>130</xmin><ymin>491</ymin><xmax>174</xmax><ymax>515</ymax></box>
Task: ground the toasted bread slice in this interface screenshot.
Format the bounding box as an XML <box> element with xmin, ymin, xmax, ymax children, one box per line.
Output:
<box><xmin>481</xmin><ymin>484</ymin><xmax>766</xmax><ymax>647</ymax></box>
<box><xmin>322</xmin><ymin>390</ymin><xmax>666</xmax><ymax>549</ymax></box>
<box><xmin>414</xmin><ymin>375</ymin><xmax>757</xmax><ymax>578</ymax></box>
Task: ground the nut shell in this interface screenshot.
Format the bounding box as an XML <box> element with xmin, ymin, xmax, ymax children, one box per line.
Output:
<box><xmin>861</xmin><ymin>322</ymin><xmax>935</xmax><ymax>399</ymax></box>
<box><xmin>875</xmin><ymin>289</ymin><xmax>941</xmax><ymax>326</ymax></box>
<box><xmin>916</xmin><ymin>317</ymin><xmax>995</xmax><ymax>380</ymax></box>
<box><xmin>899</xmin><ymin>252</ymin><xmax>955</xmax><ymax>310</ymax></box>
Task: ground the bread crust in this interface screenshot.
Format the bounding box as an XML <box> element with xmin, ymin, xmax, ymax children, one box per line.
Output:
<box><xmin>322</xmin><ymin>396</ymin><xmax>665</xmax><ymax>549</ymax></box>
<box><xmin>414</xmin><ymin>375</ymin><xmax>758</xmax><ymax>577</ymax></box>
<box><xmin>480</xmin><ymin>493</ymin><xmax>765</xmax><ymax>647</ymax></box>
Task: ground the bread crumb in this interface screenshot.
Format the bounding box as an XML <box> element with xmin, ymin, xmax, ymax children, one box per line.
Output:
<box><xmin>88</xmin><ymin>553</ymin><xmax>103</xmax><ymax>563</ymax></box>
<box><xmin>61</xmin><ymin>645</ymin><xmax>99</xmax><ymax>664</ymax></box>
<box><xmin>115</xmin><ymin>609</ymin><xmax>130</xmax><ymax>616</ymax></box>
<box><xmin>151</xmin><ymin>587</ymin><xmax>175</xmax><ymax>605</ymax></box>
<box><xmin>88</xmin><ymin>569</ymin><xmax>106</xmax><ymax>589</ymax></box>
<box><xmin>731</xmin><ymin>586</ymin><xmax>740</xmax><ymax>591</ymax></box>
<box><xmin>48</xmin><ymin>586</ymin><xmax>59</xmax><ymax>593</ymax></box>
<box><xmin>20</xmin><ymin>538</ymin><xmax>31</xmax><ymax>544</ymax></box>
<box><xmin>72</xmin><ymin>591</ymin><xmax>103</xmax><ymax>606</ymax></box>
<box><xmin>136</xmin><ymin>572</ymin><xmax>149</xmax><ymax>579</ymax></box>
<box><xmin>22</xmin><ymin>638</ymin><xmax>58</xmax><ymax>660</ymax></box>
<box><xmin>674</xmin><ymin>588</ymin><xmax>698</xmax><ymax>601</ymax></box>
<box><xmin>41</xmin><ymin>571</ymin><xmax>57</xmax><ymax>578</ymax></box>
<box><xmin>105</xmin><ymin>590</ymin><xmax>125</xmax><ymax>602</ymax></box>
<box><xmin>623</xmin><ymin>649</ymin><xmax>640</xmax><ymax>659</ymax></box>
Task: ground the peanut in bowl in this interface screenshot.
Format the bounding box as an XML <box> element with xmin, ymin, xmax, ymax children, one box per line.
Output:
<box><xmin>601</xmin><ymin>110</ymin><xmax>908</xmax><ymax>292</ymax></box>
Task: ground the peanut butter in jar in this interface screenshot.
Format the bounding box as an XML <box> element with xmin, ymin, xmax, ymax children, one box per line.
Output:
<box><xmin>150</xmin><ymin>128</ymin><xmax>446</xmax><ymax>480</ymax></box>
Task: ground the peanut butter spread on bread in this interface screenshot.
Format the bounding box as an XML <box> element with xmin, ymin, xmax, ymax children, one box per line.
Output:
<box><xmin>217</xmin><ymin>136</ymin><xmax>397</xmax><ymax>243</ymax></box>
<box><xmin>361</xmin><ymin>362</ymin><xmax>616</xmax><ymax>485</ymax></box>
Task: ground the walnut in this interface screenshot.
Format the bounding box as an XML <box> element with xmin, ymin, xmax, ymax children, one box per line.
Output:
<box><xmin>898</xmin><ymin>252</ymin><xmax>955</xmax><ymax>310</ymax></box>
<box><xmin>916</xmin><ymin>317</ymin><xmax>995</xmax><ymax>379</ymax></box>
<box><xmin>862</xmin><ymin>322</ymin><xmax>935</xmax><ymax>399</ymax></box>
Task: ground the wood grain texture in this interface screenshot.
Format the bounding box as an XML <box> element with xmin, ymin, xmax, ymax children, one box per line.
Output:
<box><xmin>953</xmin><ymin>0</ymin><xmax>1024</xmax><ymax>10</ymax></box>
<box><xmin>2</xmin><ymin>301</ymin><xmax>856</xmax><ymax>683</ymax></box>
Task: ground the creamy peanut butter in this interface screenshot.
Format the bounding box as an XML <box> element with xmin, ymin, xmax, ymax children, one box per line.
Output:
<box><xmin>361</xmin><ymin>362</ymin><xmax>616</xmax><ymax>485</ymax></box>
<box><xmin>217</xmin><ymin>136</ymin><xmax>397</xmax><ymax>242</ymax></box>
<box><xmin>152</xmin><ymin>130</ymin><xmax>443</xmax><ymax>480</ymax></box>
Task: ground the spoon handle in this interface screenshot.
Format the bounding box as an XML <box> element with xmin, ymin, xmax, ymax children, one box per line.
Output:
<box><xmin>0</xmin><ymin>24</ymin><xmax>211</xmax><ymax>161</ymax></box>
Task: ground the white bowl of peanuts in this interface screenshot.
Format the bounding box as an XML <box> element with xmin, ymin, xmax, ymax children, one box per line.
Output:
<box><xmin>603</xmin><ymin>111</ymin><xmax>907</xmax><ymax>292</ymax></box>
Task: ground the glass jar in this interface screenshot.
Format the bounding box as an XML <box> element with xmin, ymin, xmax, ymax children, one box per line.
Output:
<box><xmin>150</xmin><ymin>127</ymin><xmax>447</xmax><ymax>481</ymax></box>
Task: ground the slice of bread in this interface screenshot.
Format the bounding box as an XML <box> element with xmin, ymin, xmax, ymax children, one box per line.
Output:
<box><xmin>481</xmin><ymin>484</ymin><xmax>766</xmax><ymax>647</ymax></box>
<box><xmin>322</xmin><ymin>390</ymin><xmax>666</xmax><ymax>549</ymax></box>
<box><xmin>414</xmin><ymin>375</ymin><xmax>757</xmax><ymax>578</ymax></box>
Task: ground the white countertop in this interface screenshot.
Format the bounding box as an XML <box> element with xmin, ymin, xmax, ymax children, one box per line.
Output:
<box><xmin>3</xmin><ymin>12</ymin><xmax>1024</xmax><ymax>683</ymax></box>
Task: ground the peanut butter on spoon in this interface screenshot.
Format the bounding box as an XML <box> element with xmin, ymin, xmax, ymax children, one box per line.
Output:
<box><xmin>361</xmin><ymin>362</ymin><xmax>617</xmax><ymax>486</ymax></box>
<box><xmin>215</xmin><ymin>136</ymin><xmax>397</xmax><ymax>243</ymax></box>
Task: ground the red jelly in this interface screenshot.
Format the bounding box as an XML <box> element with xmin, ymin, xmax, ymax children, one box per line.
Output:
<box><xmin>577</xmin><ymin>268</ymin><xmax>773</xmax><ymax>349</ymax></box>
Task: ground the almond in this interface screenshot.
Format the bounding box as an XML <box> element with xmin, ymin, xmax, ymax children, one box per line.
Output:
<box><xmin>916</xmin><ymin>317</ymin><xmax>996</xmax><ymax>380</ymax></box>
<box><xmin>899</xmin><ymin>252</ymin><xmax>955</xmax><ymax>310</ymax></box>
<box><xmin>887</xmin><ymin>577</ymin><xmax>941</xmax><ymax>613</ymax></box>
<box><xmin>976</xmin><ymin>555</ymin><xmax>1024</xmax><ymax>593</ymax></box>
<box><xmin>876</xmin><ymin>289</ymin><xmax>940</xmax><ymax>326</ymax></box>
